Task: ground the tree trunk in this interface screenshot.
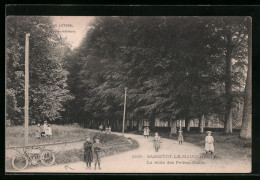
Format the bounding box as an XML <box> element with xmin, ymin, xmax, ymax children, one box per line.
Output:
<box><xmin>130</xmin><ymin>120</ymin><xmax>134</xmax><ymax>129</ymax></box>
<box><xmin>124</xmin><ymin>120</ymin><xmax>128</xmax><ymax>130</ymax></box>
<box><xmin>240</xmin><ymin>19</ymin><xmax>252</xmax><ymax>139</ymax></box>
<box><xmin>66</xmin><ymin>108</ymin><xmax>69</xmax><ymax>124</ymax></box>
<box><xmin>169</xmin><ymin>120</ymin><xmax>177</xmax><ymax>135</ymax></box>
<box><xmin>150</xmin><ymin>118</ymin><xmax>155</xmax><ymax>131</ymax></box>
<box><xmin>138</xmin><ymin>119</ymin><xmax>143</xmax><ymax>131</ymax></box>
<box><xmin>199</xmin><ymin>115</ymin><xmax>205</xmax><ymax>133</ymax></box>
<box><xmin>224</xmin><ymin>106</ymin><xmax>233</xmax><ymax>133</ymax></box>
<box><xmin>224</xmin><ymin>33</ymin><xmax>233</xmax><ymax>134</ymax></box>
<box><xmin>88</xmin><ymin>118</ymin><xmax>92</xmax><ymax>128</ymax></box>
<box><xmin>116</xmin><ymin>119</ymin><xmax>120</xmax><ymax>131</ymax></box>
<box><xmin>185</xmin><ymin>118</ymin><xmax>191</xmax><ymax>132</ymax></box>
<box><xmin>83</xmin><ymin>118</ymin><xmax>86</xmax><ymax>129</ymax></box>
<box><xmin>91</xmin><ymin>119</ymin><xmax>94</xmax><ymax>128</ymax></box>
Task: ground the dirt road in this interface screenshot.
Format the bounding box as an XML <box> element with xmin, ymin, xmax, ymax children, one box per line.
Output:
<box><xmin>16</xmin><ymin>132</ymin><xmax>251</xmax><ymax>173</ymax></box>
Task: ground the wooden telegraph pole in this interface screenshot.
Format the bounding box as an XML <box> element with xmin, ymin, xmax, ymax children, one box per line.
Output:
<box><xmin>24</xmin><ymin>33</ymin><xmax>30</xmax><ymax>146</ymax></box>
<box><xmin>122</xmin><ymin>87</ymin><xmax>127</xmax><ymax>136</ymax></box>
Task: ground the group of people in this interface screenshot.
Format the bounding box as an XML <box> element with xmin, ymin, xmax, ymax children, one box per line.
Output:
<box><xmin>145</xmin><ymin>126</ymin><xmax>214</xmax><ymax>155</ymax></box>
<box><xmin>82</xmin><ymin>126</ymin><xmax>215</xmax><ymax>171</ymax></box>
<box><xmin>83</xmin><ymin>136</ymin><xmax>102</xmax><ymax>170</ymax></box>
<box><xmin>36</xmin><ymin>121</ymin><xmax>52</xmax><ymax>138</ymax></box>
<box><xmin>98</xmin><ymin>124</ymin><xmax>111</xmax><ymax>134</ymax></box>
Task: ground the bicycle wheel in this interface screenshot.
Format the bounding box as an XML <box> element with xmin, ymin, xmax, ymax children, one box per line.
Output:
<box><xmin>40</xmin><ymin>150</ymin><xmax>55</xmax><ymax>166</ymax></box>
<box><xmin>12</xmin><ymin>155</ymin><xmax>28</xmax><ymax>170</ymax></box>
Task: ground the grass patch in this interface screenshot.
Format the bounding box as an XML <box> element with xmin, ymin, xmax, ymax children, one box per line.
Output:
<box><xmin>128</xmin><ymin>130</ymin><xmax>251</xmax><ymax>161</ymax></box>
<box><xmin>6</xmin><ymin>124</ymin><xmax>127</xmax><ymax>147</ymax></box>
<box><xmin>55</xmin><ymin>137</ymin><xmax>138</xmax><ymax>165</ymax></box>
<box><xmin>6</xmin><ymin>125</ymin><xmax>139</xmax><ymax>171</ymax></box>
<box><xmin>178</xmin><ymin>132</ymin><xmax>251</xmax><ymax>160</ymax></box>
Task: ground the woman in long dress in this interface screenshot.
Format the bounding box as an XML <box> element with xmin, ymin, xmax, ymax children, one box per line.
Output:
<box><xmin>84</xmin><ymin>135</ymin><xmax>93</xmax><ymax>169</ymax></box>
<box><xmin>205</xmin><ymin>131</ymin><xmax>214</xmax><ymax>154</ymax></box>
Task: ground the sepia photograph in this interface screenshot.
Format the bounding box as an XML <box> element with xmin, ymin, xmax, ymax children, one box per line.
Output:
<box><xmin>5</xmin><ymin>16</ymin><xmax>252</xmax><ymax>173</ymax></box>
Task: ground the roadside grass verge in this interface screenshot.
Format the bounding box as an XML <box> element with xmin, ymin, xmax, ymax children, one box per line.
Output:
<box><xmin>170</xmin><ymin>131</ymin><xmax>251</xmax><ymax>161</ymax></box>
<box><xmin>6</xmin><ymin>125</ymin><xmax>139</xmax><ymax>171</ymax></box>
<box><xmin>55</xmin><ymin>138</ymin><xmax>138</xmax><ymax>165</ymax></box>
<box><xmin>6</xmin><ymin>136</ymin><xmax>138</xmax><ymax>171</ymax></box>
<box><xmin>128</xmin><ymin>130</ymin><xmax>251</xmax><ymax>162</ymax></box>
<box><xmin>6</xmin><ymin>124</ymin><xmax>125</xmax><ymax>147</ymax></box>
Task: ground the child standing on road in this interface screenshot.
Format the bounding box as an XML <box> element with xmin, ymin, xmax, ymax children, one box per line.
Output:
<box><xmin>143</xmin><ymin>127</ymin><xmax>147</xmax><ymax>138</ymax></box>
<box><xmin>93</xmin><ymin>137</ymin><xmax>102</xmax><ymax>170</ymax></box>
<box><xmin>205</xmin><ymin>131</ymin><xmax>214</xmax><ymax>155</ymax></box>
<box><xmin>108</xmin><ymin>126</ymin><xmax>111</xmax><ymax>134</ymax></box>
<box><xmin>178</xmin><ymin>128</ymin><xmax>183</xmax><ymax>145</ymax></box>
<box><xmin>146</xmin><ymin>127</ymin><xmax>150</xmax><ymax>138</ymax></box>
<box><xmin>84</xmin><ymin>135</ymin><xmax>93</xmax><ymax>169</ymax></box>
<box><xmin>153</xmin><ymin>132</ymin><xmax>161</xmax><ymax>152</ymax></box>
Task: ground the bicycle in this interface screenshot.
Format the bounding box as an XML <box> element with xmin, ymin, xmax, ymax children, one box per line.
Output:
<box><xmin>11</xmin><ymin>146</ymin><xmax>55</xmax><ymax>171</ymax></box>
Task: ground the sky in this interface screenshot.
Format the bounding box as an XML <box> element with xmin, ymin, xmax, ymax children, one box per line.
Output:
<box><xmin>51</xmin><ymin>16</ymin><xmax>94</xmax><ymax>49</ymax></box>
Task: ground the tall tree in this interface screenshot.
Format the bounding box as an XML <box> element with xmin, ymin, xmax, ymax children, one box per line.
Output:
<box><xmin>207</xmin><ymin>17</ymin><xmax>248</xmax><ymax>133</ymax></box>
<box><xmin>65</xmin><ymin>16</ymin><xmax>248</xmax><ymax>133</ymax></box>
<box><xmin>240</xmin><ymin>17</ymin><xmax>252</xmax><ymax>138</ymax></box>
<box><xmin>6</xmin><ymin>16</ymin><xmax>73</xmax><ymax>124</ymax></box>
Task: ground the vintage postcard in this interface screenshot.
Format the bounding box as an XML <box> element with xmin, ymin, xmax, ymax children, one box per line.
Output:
<box><xmin>5</xmin><ymin>16</ymin><xmax>252</xmax><ymax>173</ymax></box>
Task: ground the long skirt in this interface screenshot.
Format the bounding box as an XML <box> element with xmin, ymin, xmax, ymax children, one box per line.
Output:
<box><xmin>205</xmin><ymin>142</ymin><xmax>214</xmax><ymax>152</ymax></box>
<box><xmin>178</xmin><ymin>135</ymin><xmax>183</xmax><ymax>141</ymax></box>
<box><xmin>84</xmin><ymin>149</ymin><xmax>93</xmax><ymax>163</ymax></box>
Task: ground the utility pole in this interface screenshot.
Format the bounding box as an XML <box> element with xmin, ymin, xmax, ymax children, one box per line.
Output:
<box><xmin>24</xmin><ymin>33</ymin><xmax>30</xmax><ymax>146</ymax></box>
<box><xmin>122</xmin><ymin>87</ymin><xmax>127</xmax><ymax>136</ymax></box>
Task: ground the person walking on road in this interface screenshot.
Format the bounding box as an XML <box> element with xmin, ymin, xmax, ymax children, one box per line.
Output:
<box><xmin>153</xmin><ymin>132</ymin><xmax>161</xmax><ymax>152</ymax></box>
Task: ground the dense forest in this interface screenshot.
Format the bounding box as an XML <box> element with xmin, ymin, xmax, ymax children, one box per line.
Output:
<box><xmin>6</xmin><ymin>16</ymin><xmax>251</xmax><ymax>138</ymax></box>
<box><xmin>6</xmin><ymin>17</ymin><xmax>73</xmax><ymax>125</ymax></box>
